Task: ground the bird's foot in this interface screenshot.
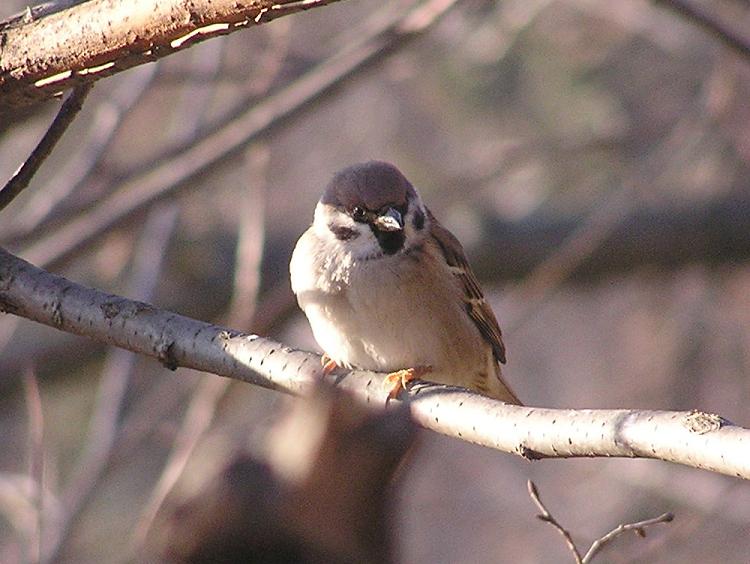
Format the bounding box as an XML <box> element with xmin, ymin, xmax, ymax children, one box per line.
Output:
<box><xmin>320</xmin><ymin>353</ymin><xmax>340</xmax><ymax>376</ymax></box>
<box><xmin>384</xmin><ymin>365</ymin><xmax>432</xmax><ymax>401</ymax></box>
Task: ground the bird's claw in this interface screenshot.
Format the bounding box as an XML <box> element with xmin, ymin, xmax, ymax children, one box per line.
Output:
<box><xmin>384</xmin><ymin>365</ymin><xmax>432</xmax><ymax>401</ymax></box>
<box><xmin>320</xmin><ymin>353</ymin><xmax>340</xmax><ymax>376</ymax></box>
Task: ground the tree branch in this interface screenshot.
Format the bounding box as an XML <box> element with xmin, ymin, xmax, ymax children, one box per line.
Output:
<box><xmin>528</xmin><ymin>479</ymin><xmax>674</xmax><ymax>563</ymax></box>
<box><xmin>0</xmin><ymin>0</ymin><xmax>342</xmax><ymax>114</ymax></box>
<box><xmin>527</xmin><ymin>480</ymin><xmax>582</xmax><ymax>563</ymax></box>
<box><xmin>581</xmin><ymin>512</ymin><xmax>674</xmax><ymax>563</ymax></box>
<box><xmin>474</xmin><ymin>195</ymin><xmax>750</xmax><ymax>282</ymax></box>
<box><xmin>654</xmin><ymin>0</ymin><xmax>750</xmax><ymax>59</ymax></box>
<box><xmin>11</xmin><ymin>0</ymin><xmax>462</xmax><ymax>270</ymax></box>
<box><xmin>1</xmin><ymin>247</ymin><xmax>749</xmax><ymax>480</ymax></box>
<box><xmin>0</xmin><ymin>83</ymin><xmax>92</xmax><ymax>213</ymax></box>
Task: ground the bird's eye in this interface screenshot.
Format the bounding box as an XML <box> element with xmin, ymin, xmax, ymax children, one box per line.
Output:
<box><xmin>351</xmin><ymin>206</ymin><xmax>366</xmax><ymax>222</ymax></box>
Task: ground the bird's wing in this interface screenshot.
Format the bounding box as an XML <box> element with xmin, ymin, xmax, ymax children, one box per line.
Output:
<box><xmin>427</xmin><ymin>209</ymin><xmax>507</xmax><ymax>365</ymax></box>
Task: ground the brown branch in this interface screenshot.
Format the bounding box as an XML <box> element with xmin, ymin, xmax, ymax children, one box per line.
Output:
<box><xmin>528</xmin><ymin>479</ymin><xmax>674</xmax><ymax>563</ymax></box>
<box><xmin>0</xmin><ymin>83</ymin><xmax>92</xmax><ymax>213</ymax></box>
<box><xmin>0</xmin><ymin>0</ymin><xmax>343</xmax><ymax>113</ymax></box>
<box><xmin>14</xmin><ymin>0</ymin><xmax>462</xmax><ymax>270</ymax></box>
<box><xmin>1</xmin><ymin>247</ymin><xmax>749</xmax><ymax>480</ymax></box>
<box><xmin>654</xmin><ymin>0</ymin><xmax>750</xmax><ymax>58</ymax></box>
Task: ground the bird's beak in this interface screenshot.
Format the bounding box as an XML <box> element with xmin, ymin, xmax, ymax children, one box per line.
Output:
<box><xmin>373</xmin><ymin>208</ymin><xmax>403</xmax><ymax>232</ymax></box>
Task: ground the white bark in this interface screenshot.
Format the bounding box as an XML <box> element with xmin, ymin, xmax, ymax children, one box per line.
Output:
<box><xmin>1</xmin><ymin>247</ymin><xmax>748</xmax><ymax>479</ymax></box>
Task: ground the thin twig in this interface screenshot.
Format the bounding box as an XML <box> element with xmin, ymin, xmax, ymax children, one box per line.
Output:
<box><xmin>22</xmin><ymin>366</ymin><xmax>44</xmax><ymax>564</ymax></box>
<box><xmin>128</xmin><ymin>376</ymin><xmax>229</xmax><ymax>553</ymax></box>
<box><xmin>39</xmin><ymin>204</ymin><xmax>181</xmax><ymax>564</ymax></box>
<box><xmin>527</xmin><ymin>479</ymin><xmax>674</xmax><ymax>563</ymax></box>
<box><xmin>129</xmin><ymin>143</ymin><xmax>271</xmax><ymax>553</ymax></box>
<box><xmin>654</xmin><ymin>0</ymin><xmax>750</xmax><ymax>58</ymax></box>
<box><xmin>0</xmin><ymin>83</ymin><xmax>92</xmax><ymax>213</ymax></box>
<box><xmin>527</xmin><ymin>480</ymin><xmax>582</xmax><ymax>563</ymax></box>
<box><xmin>581</xmin><ymin>512</ymin><xmax>674</xmax><ymax>563</ymax></box>
<box><xmin>3</xmin><ymin>64</ymin><xmax>159</xmax><ymax>241</ymax></box>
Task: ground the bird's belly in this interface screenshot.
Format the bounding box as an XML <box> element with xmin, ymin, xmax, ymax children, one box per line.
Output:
<box><xmin>300</xmin><ymin>270</ymin><xmax>486</xmax><ymax>380</ymax></box>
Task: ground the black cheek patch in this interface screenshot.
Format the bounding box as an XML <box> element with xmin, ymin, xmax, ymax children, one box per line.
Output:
<box><xmin>329</xmin><ymin>223</ymin><xmax>359</xmax><ymax>241</ymax></box>
<box><xmin>412</xmin><ymin>209</ymin><xmax>425</xmax><ymax>231</ymax></box>
<box><xmin>372</xmin><ymin>228</ymin><xmax>405</xmax><ymax>255</ymax></box>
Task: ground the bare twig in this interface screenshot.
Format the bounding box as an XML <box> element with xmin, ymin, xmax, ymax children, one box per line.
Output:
<box><xmin>40</xmin><ymin>204</ymin><xmax>181</xmax><ymax>564</ymax></box>
<box><xmin>129</xmin><ymin>376</ymin><xmax>229</xmax><ymax>552</ymax></box>
<box><xmin>17</xmin><ymin>0</ymin><xmax>463</xmax><ymax>269</ymax></box>
<box><xmin>582</xmin><ymin>512</ymin><xmax>674</xmax><ymax>563</ymax></box>
<box><xmin>22</xmin><ymin>367</ymin><xmax>45</xmax><ymax>564</ymax></box>
<box><xmin>0</xmin><ymin>84</ymin><xmax>92</xmax><ymax>213</ymax></box>
<box><xmin>3</xmin><ymin>63</ymin><xmax>160</xmax><ymax>241</ymax></box>
<box><xmin>528</xmin><ymin>479</ymin><xmax>674</xmax><ymax>563</ymax></box>
<box><xmin>129</xmin><ymin>145</ymin><xmax>270</xmax><ymax>551</ymax></box>
<box><xmin>654</xmin><ymin>0</ymin><xmax>750</xmax><ymax>58</ymax></box>
<box><xmin>1</xmin><ymin>247</ymin><xmax>749</xmax><ymax>479</ymax></box>
<box><xmin>527</xmin><ymin>480</ymin><xmax>582</xmax><ymax>563</ymax></box>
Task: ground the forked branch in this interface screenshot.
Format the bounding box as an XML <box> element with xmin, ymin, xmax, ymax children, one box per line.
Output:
<box><xmin>528</xmin><ymin>480</ymin><xmax>674</xmax><ymax>563</ymax></box>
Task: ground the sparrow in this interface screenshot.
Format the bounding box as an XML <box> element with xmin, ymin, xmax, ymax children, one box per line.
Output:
<box><xmin>290</xmin><ymin>161</ymin><xmax>521</xmax><ymax>404</ymax></box>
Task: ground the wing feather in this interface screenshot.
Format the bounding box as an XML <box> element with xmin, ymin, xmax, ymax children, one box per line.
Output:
<box><xmin>427</xmin><ymin>209</ymin><xmax>507</xmax><ymax>364</ymax></box>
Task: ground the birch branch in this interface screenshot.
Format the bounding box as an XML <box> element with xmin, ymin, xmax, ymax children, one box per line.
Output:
<box><xmin>0</xmin><ymin>0</ymin><xmax>342</xmax><ymax>113</ymax></box>
<box><xmin>1</xmin><ymin>246</ymin><xmax>748</xmax><ymax>480</ymax></box>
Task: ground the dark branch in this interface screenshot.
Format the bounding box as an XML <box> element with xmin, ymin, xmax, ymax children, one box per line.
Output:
<box><xmin>0</xmin><ymin>83</ymin><xmax>92</xmax><ymax>213</ymax></box>
<box><xmin>473</xmin><ymin>195</ymin><xmax>750</xmax><ymax>281</ymax></box>
<box><xmin>654</xmin><ymin>0</ymin><xmax>750</xmax><ymax>58</ymax></box>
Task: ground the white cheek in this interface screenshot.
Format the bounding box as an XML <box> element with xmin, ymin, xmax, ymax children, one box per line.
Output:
<box><xmin>313</xmin><ymin>205</ymin><xmax>381</xmax><ymax>259</ymax></box>
<box><xmin>343</xmin><ymin>228</ymin><xmax>381</xmax><ymax>258</ymax></box>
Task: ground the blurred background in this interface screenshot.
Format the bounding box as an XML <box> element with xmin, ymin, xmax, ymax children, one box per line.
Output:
<box><xmin>1</xmin><ymin>0</ymin><xmax>749</xmax><ymax>561</ymax></box>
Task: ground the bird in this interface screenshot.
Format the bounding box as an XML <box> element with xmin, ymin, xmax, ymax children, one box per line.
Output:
<box><xmin>289</xmin><ymin>161</ymin><xmax>521</xmax><ymax>404</ymax></box>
